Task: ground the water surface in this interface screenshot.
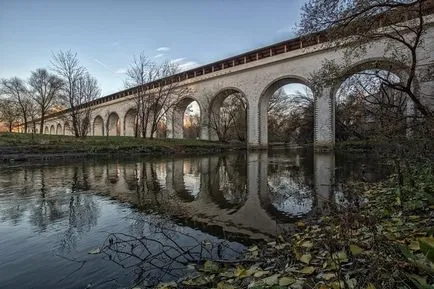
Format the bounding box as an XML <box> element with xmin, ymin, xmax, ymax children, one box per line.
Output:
<box><xmin>0</xmin><ymin>149</ymin><xmax>387</xmax><ymax>288</ymax></box>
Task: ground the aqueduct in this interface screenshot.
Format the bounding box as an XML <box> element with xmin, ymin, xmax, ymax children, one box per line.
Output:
<box><xmin>26</xmin><ymin>11</ymin><xmax>434</xmax><ymax>148</ymax></box>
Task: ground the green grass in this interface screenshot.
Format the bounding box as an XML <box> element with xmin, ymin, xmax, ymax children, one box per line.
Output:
<box><xmin>0</xmin><ymin>132</ymin><xmax>241</xmax><ymax>155</ymax></box>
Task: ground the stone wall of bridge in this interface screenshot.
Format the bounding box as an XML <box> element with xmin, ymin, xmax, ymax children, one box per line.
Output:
<box><xmin>31</xmin><ymin>16</ymin><xmax>434</xmax><ymax>148</ymax></box>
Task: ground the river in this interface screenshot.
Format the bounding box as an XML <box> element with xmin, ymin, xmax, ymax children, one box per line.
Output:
<box><xmin>0</xmin><ymin>149</ymin><xmax>388</xmax><ymax>289</ymax></box>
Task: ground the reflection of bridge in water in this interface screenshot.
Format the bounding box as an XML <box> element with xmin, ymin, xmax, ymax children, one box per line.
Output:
<box><xmin>81</xmin><ymin>152</ymin><xmax>336</xmax><ymax>241</ymax></box>
<box><xmin>2</xmin><ymin>152</ymin><xmax>337</xmax><ymax>241</ymax></box>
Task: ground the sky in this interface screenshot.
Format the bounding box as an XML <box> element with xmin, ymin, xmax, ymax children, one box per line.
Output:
<box><xmin>0</xmin><ymin>0</ymin><xmax>307</xmax><ymax>96</ymax></box>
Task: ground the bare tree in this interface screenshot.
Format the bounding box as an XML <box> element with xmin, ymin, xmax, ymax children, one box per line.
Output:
<box><xmin>207</xmin><ymin>91</ymin><xmax>247</xmax><ymax>142</ymax></box>
<box><xmin>299</xmin><ymin>0</ymin><xmax>433</xmax><ymax>120</ymax></box>
<box><xmin>0</xmin><ymin>77</ymin><xmax>34</xmax><ymax>133</ymax></box>
<box><xmin>125</xmin><ymin>54</ymin><xmax>191</xmax><ymax>138</ymax></box>
<box><xmin>0</xmin><ymin>98</ymin><xmax>19</xmax><ymax>132</ymax></box>
<box><xmin>28</xmin><ymin>69</ymin><xmax>63</xmax><ymax>134</ymax></box>
<box><xmin>51</xmin><ymin>50</ymin><xmax>100</xmax><ymax>137</ymax></box>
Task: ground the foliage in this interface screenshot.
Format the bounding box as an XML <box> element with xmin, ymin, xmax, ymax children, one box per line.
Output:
<box><xmin>150</xmin><ymin>170</ymin><xmax>434</xmax><ymax>289</ymax></box>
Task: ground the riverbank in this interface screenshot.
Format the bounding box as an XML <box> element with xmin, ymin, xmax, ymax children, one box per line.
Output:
<box><xmin>155</xmin><ymin>170</ymin><xmax>434</xmax><ymax>289</ymax></box>
<box><xmin>0</xmin><ymin>132</ymin><xmax>244</xmax><ymax>162</ymax></box>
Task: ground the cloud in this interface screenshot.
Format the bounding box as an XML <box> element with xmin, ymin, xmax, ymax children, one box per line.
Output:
<box><xmin>115</xmin><ymin>68</ymin><xmax>127</xmax><ymax>74</ymax></box>
<box><xmin>169</xmin><ymin>57</ymin><xmax>186</xmax><ymax>64</ymax></box>
<box><xmin>179</xmin><ymin>61</ymin><xmax>199</xmax><ymax>71</ymax></box>
<box><xmin>154</xmin><ymin>53</ymin><xmax>165</xmax><ymax>58</ymax></box>
<box><xmin>156</xmin><ymin>46</ymin><xmax>170</xmax><ymax>52</ymax></box>
<box><xmin>111</xmin><ymin>41</ymin><xmax>120</xmax><ymax>47</ymax></box>
<box><xmin>94</xmin><ymin>58</ymin><xmax>111</xmax><ymax>70</ymax></box>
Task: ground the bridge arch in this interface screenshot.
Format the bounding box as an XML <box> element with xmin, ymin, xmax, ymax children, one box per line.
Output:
<box><xmin>93</xmin><ymin>115</ymin><xmax>104</xmax><ymax>136</ymax></box>
<box><xmin>124</xmin><ymin>108</ymin><xmax>138</xmax><ymax>137</ymax></box>
<box><xmin>331</xmin><ymin>58</ymin><xmax>418</xmax><ymax>140</ymax></box>
<box><xmin>44</xmin><ymin>126</ymin><xmax>49</xmax><ymax>134</ymax></box>
<box><xmin>107</xmin><ymin>112</ymin><xmax>121</xmax><ymax>136</ymax></box>
<box><xmin>171</xmin><ymin>97</ymin><xmax>202</xmax><ymax>139</ymax></box>
<box><xmin>49</xmin><ymin>125</ymin><xmax>55</xmax><ymax>135</ymax></box>
<box><xmin>208</xmin><ymin>87</ymin><xmax>248</xmax><ymax>142</ymax></box>
<box><xmin>64</xmin><ymin>122</ymin><xmax>71</xmax><ymax>135</ymax></box>
<box><xmin>56</xmin><ymin>123</ymin><xmax>62</xmax><ymax>135</ymax></box>
<box><xmin>258</xmin><ymin>76</ymin><xmax>314</xmax><ymax>146</ymax></box>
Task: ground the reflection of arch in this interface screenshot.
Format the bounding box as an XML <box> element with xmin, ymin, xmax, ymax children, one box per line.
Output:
<box><xmin>107</xmin><ymin>112</ymin><xmax>121</xmax><ymax>136</ymax></box>
<box><xmin>208</xmin><ymin>154</ymin><xmax>248</xmax><ymax>210</ymax></box>
<box><xmin>124</xmin><ymin>108</ymin><xmax>138</xmax><ymax>137</ymax></box>
<box><xmin>56</xmin><ymin>123</ymin><xmax>62</xmax><ymax>135</ymax></box>
<box><xmin>171</xmin><ymin>159</ymin><xmax>200</xmax><ymax>202</ymax></box>
<box><xmin>172</xmin><ymin>97</ymin><xmax>202</xmax><ymax>139</ymax></box>
<box><xmin>93</xmin><ymin>115</ymin><xmax>104</xmax><ymax>136</ymax></box>
<box><xmin>64</xmin><ymin>122</ymin><xmax>70</xmax><ymax>135</ymax></box>
<box><xmin>258</xmin><ymin>76</ymin><xmax>313</xmax><ymax>146</ymax></box>
<box><xmin>258</xmin><ymin>151</ymin><xmax>316</xmax><ymax>221</ymax></box>
<box><xmin>208</xmin><ymin>87</ymin><xmax>248</xmax><ymax>141</ymax></box>
<box><xmin>50</xmin><ymin>125</ymin><xmax>55</xmax><ymax>135</ymax></box>
<box><xmin>124</xmin><ymin>163</ymin><xmax>139</xmax><ymax>191</ymax></box>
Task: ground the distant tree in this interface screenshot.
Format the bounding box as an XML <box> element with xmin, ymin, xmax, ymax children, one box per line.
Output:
<box><xmin>0</xmin><ymin>77</ymin><xmax>33</xmax><ymax>133</ymax></box>
<box><xmin>28</xmin><ymin>69</ymin><xmax>63</xmax><ymax>134</ymax></box>
<box><xmin>207</xmin><ymin>92</ymin><xmax>247</xmax><ymax>142</ymax></box>
<box><xmin>183</xmin><ymin>105</ymin><xmax>201</xmax><ymax>139</ymax></box>
<box><xmin>299</xmin><ymin>0</ymin><xmax>432</xmax><ymax>120</ymax></box>
<box><xmin>51</xmin><ymin>50</ymin><xmax>101</xmax><ymax>137</ymax></box>
<box><xmin>125</xmin><ymin>53</ymin><xmax>191</xmax><ymax>138</ymax></box>
<box><xmin>267</xmin><ymin>87</ymin><xmax>314</xmax><ymax>144</ymax></box>
<box><xmin>0</xmin><ymin>98</ymin><xmax>19</xmax><ymax>132</ymax></box>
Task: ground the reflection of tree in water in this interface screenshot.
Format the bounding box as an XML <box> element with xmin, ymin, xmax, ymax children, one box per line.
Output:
<box><xmin>0</xmin><ymin>165</ymin><xmax>101</xmax><ymax>251</ymax></box>
<box><xmin>29</xmin><ymin>168</ymin><xmax>68</xmax><ymax>232</ymax></box>
<box><xmin>124</xmin><ymin>163</ymin><xmax>139</xmax><ymax>191</ymax></box>
<box><xmin>106</xmin><ymin>163</ymin><xmax>120</xmax><ymax>184</ymax></box>
<box><xmin>99</xmin><ymin>214</ymin><xmax>243</xmax><ymax>288</ymax></box>
<box><xmin>266</xmin><ymin>158</ymin><xmax>314</xmax><ymax>218</ymax></box>
<box><xmin>210</xmin><ymin>154</ymin><xmax>248</xmax><ymax>210</ymax></box>
<box><xmin>135</xmin><ymin>162</ymin><xmax>164</xmax><ymax>208</ymax></box>
<box><xmin>0</xmin><ymin>168</ymin><xmax>35</xmax><ymax>225</ymax></box>
<box><xmin>60</xmin><ymin>194</ymin><xmax>100</xmax><ymax>253</ymax></box>
<box><xmin>268</xmin><ymin>170</ymin><xmax>313</xmax><ymax>217</ymax></box>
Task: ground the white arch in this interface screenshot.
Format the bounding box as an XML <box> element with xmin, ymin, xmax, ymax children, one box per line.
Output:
<box><xmin>258</xmin><ymin>76</ymin><xmax>313</xmax><ymax>146</ymax></box>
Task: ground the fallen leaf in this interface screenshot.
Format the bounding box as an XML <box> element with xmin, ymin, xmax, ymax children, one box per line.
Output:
<box><xmin>301</xmin><ymin>240</ymin><xmax>313</xmax><ymax>249</ymax></box>
<box><xmin>349</xmin><ymin>244</ymin><xmax>363</xmax><ymax>256</ymax></box>
<box><xmin>262</xmin><ymin>274</ymin><xmax>279</xmax><ymax>286</ymax></box>
<box><xmin>322</xmin><ymin>272</ymin><xmax>336</xmax><ymax>280</ymax></box>
<box><xmin>202</xmin><ymin>260</ymin><xmax>220</xmax><ymax>273</ymax></box>
<box><xmin>300</xmin><ymin>266</ymin><xmax>316</xmax><ymax>275</ymax></box>
<box><xmin>279</xmin><ymin>276</ymin><xmax>296</xmax><ymax>286</ymax></box>
<box><xmin>299</xmin><ymin>253</ymin><xmax>312</xmax><ymax>264</ymax></box>
<box><xmin>88</xmin><ymin>248</ymin><xmax>101</xmax><ymax>254</ymax></box>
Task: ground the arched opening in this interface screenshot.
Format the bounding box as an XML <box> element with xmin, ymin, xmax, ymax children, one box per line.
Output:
<box><xmin>259</xmin><ymin>77</ymin><xmax>314</xmax><ymax>146</ymax></box>
<box><xmin>50</xmin><ymin>125</ymin><xmax>55</xmax><ymax>135</ymax></box>
<box><xmin>64</xmin><ymin>122</ymin><xmax>70</xmax><ymax>135</ymax></box>
<box><xmin>335</xmin><ymin>68</ymin><xmax>406</xmax><ymax>141</ymax></box>
<box><xmin>208</xmin><ymin>88</ymin><xmax>248</xmax><ymax>142</ymax></box>
<box><xmin>44</xmin><ymin>126</ymin><xmax>49</xmax><ymax>134</ymax></box>
<box><xmin>124</xmin><ymin>108</ymin><xmax>138</xmax><ymax>137</ymax></box>
<box><xmin>172</xmin><ymin>98</ymin><xmax>201</xmax><ymax>139</ymax></box>
<box><xmin>56</xmin><ymin>123</ymin><xmax>62</xmax><ymax>135</ymax></box>
<box><xmin>93</xmin><ymin>115</ymin><xmax>104</xmax><ymax>136</ymax></box>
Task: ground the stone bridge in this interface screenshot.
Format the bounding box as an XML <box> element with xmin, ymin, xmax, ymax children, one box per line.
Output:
<box><xmin>30</xmin><ymin>12</ymin><xmax>434</xmax><ymax>148</ymax></box>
